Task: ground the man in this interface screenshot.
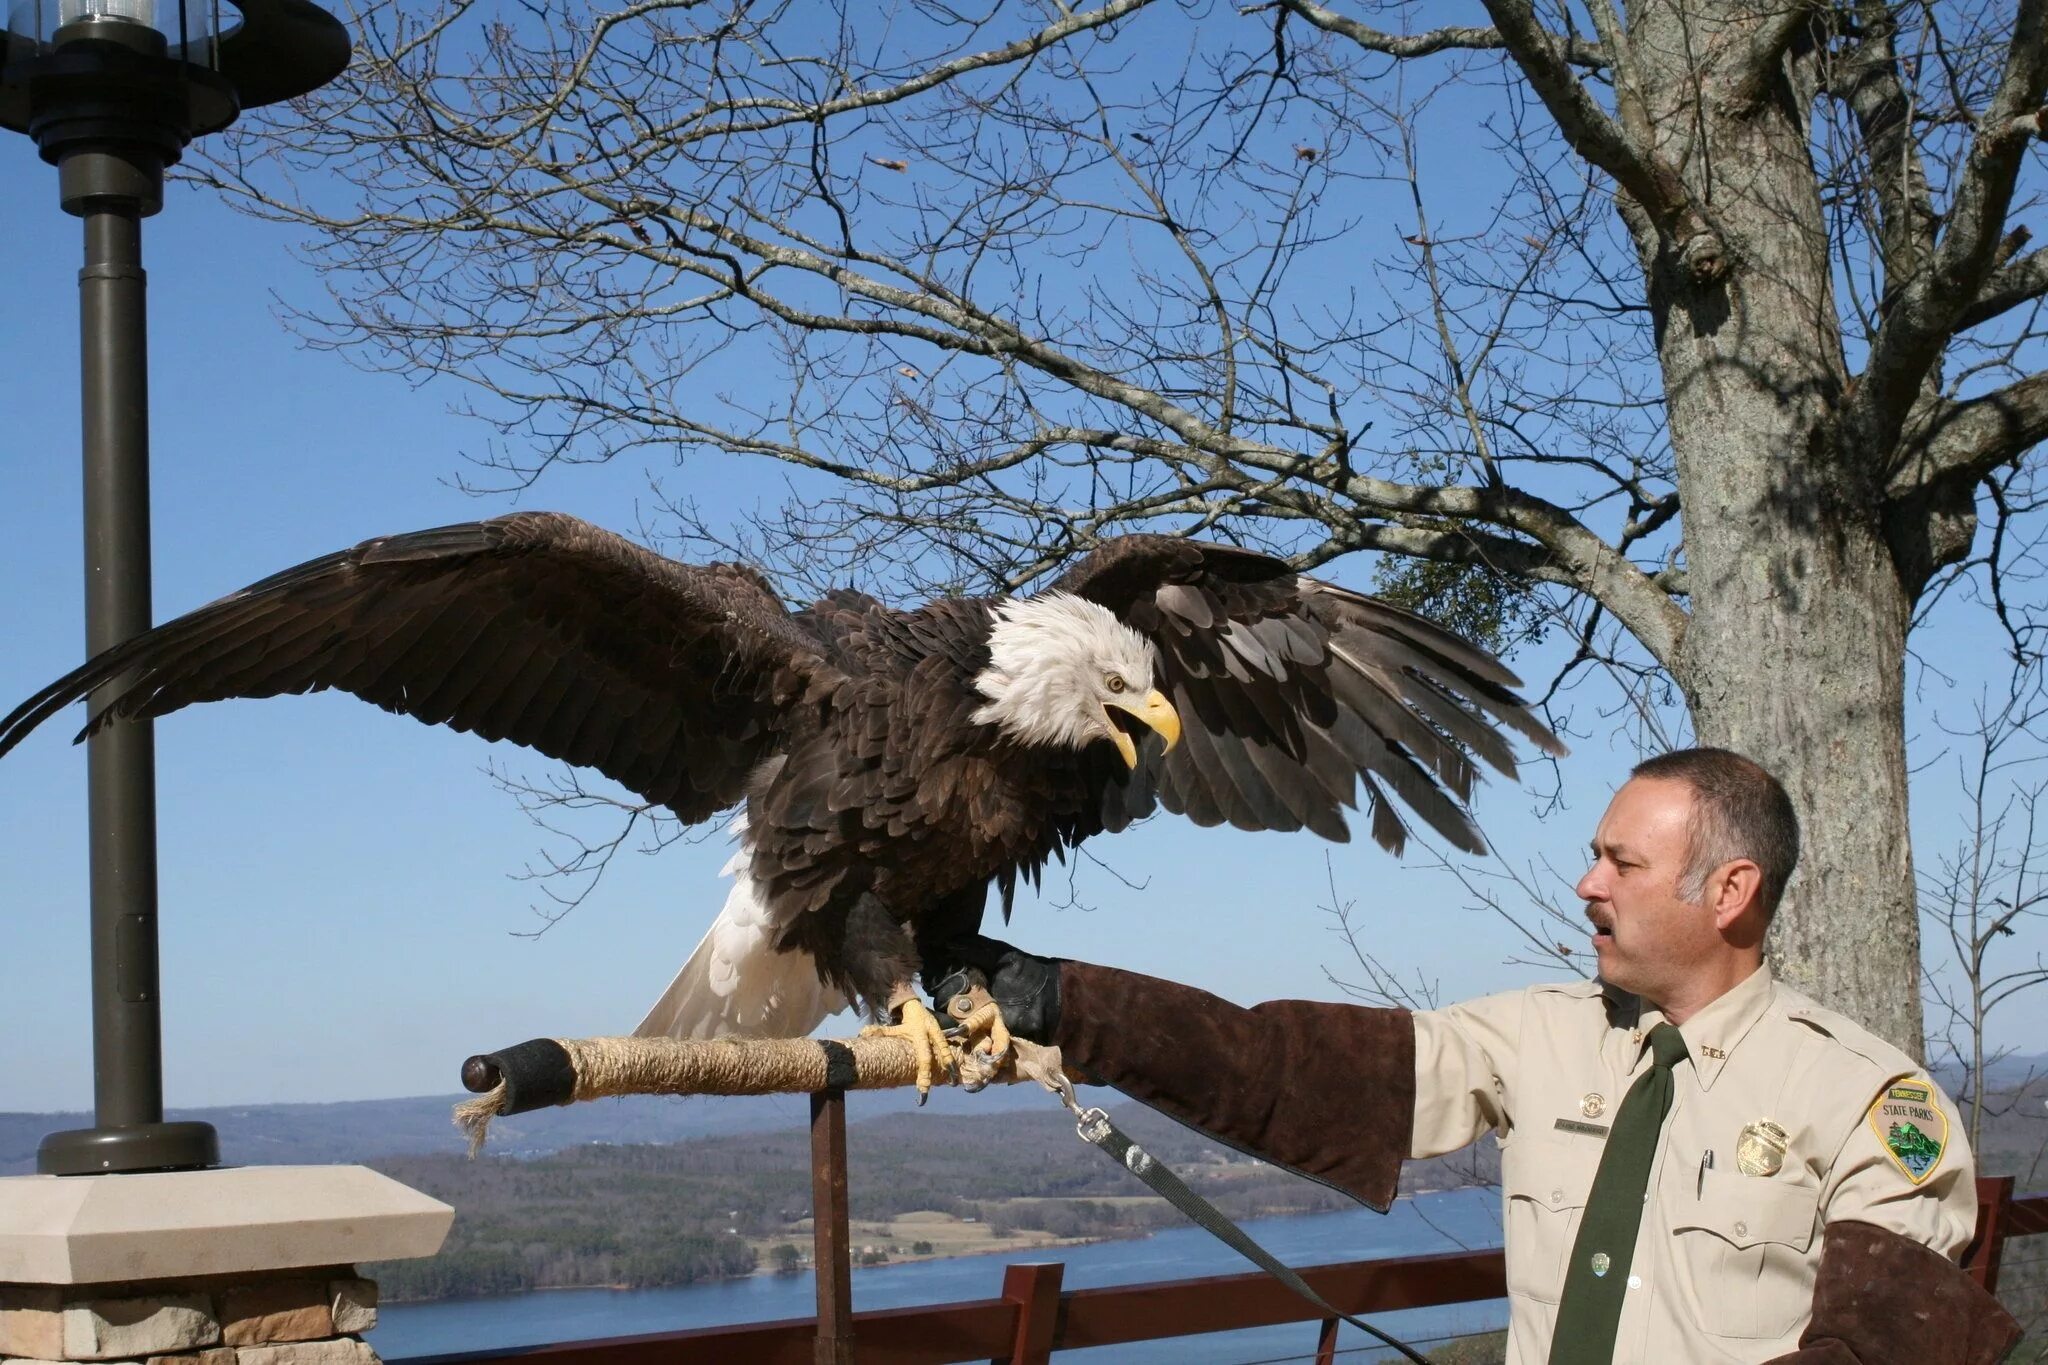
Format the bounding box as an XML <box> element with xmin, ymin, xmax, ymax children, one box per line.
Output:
<box><xmin>940</xmin><ymin>748</ymin><xmax>2020</xmax><ymax>1364</ymax></box>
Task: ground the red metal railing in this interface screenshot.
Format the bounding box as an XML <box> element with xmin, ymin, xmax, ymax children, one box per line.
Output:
<box><xmin>392</xmin><ymin>1090</ymin><xmax>2048</xmax><ymax>1365</ymax></box>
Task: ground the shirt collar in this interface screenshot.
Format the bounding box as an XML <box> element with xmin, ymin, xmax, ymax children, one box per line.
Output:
<box><xmin>1630</xmin><ymin>963</ymin><xmax>1774</xmax><ymax>1091</ymax></box>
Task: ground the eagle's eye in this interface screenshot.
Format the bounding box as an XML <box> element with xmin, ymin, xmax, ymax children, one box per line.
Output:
<box><xmin>1104</xmin><ymin>674</ymin><xmax>1127</xmax><ymax>694</ymax></box>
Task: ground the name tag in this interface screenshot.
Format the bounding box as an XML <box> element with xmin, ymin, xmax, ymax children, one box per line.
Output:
<box><xmin>1555</xmin><ymin>1118</ymin><xmax>1610</xmax><ymax>1139</ymax></box>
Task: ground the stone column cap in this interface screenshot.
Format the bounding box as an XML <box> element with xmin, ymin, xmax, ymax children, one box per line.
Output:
<box><xmin>0</xmin><ymin>1165</ymin><xmax>453</xmax><ymax>1285</ymax></box>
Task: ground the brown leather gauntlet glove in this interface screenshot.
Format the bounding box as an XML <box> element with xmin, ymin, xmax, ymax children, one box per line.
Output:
<box><xmin>1053</xmin><ymin>960</ymin><xmax>1415</xmax><ymax>1212</ymax></box>
<box><xmin>929</xmin><ymin>944</ymin><xmax>1417</xmax><ymax>1210</ymax></box>
<box><xmin>1762</xmin><ymin>1220</ymin><xmax>2021</xmax><ymax>1365</ymax></box>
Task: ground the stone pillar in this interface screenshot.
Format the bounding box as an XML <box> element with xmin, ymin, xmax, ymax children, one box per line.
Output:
<box><xmin>0</xmin><ymin>1167</ymin><xmax>453</xmax><ymax>1365</ymax></box>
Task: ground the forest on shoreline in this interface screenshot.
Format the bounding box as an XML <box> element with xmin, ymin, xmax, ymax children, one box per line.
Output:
<box><xmin>365</xmin><ymin>1100</ymin><xmax>1498</xmax><ymax>1299</ymax></box>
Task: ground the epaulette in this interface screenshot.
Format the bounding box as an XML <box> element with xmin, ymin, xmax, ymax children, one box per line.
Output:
<box><xmin>1782</xmin><ymin>998</ymin><xmax>1916</xmax><ymax>1082</ymax></box>
<box><xmin>1527</xmin><ymin>977</ymin><xmax>1605</xmax><ymax>998</ymax></box>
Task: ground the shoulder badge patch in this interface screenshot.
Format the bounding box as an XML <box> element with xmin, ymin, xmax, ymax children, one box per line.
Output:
<box><xmin>1867</xmin><ymin>1081</ymin><xmax>1948</xmax><ymax>1184</ymax></box>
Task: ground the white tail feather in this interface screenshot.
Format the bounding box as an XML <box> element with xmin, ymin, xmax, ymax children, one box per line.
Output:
<box><xmin>633</xmin><ymin>817</ymin><xmax>849</xmax><ymax>1040</ymax></box>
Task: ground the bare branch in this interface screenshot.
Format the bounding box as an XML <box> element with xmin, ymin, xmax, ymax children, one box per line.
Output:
<box><xmin>1476</xmin><ymin>0</ymin><xmax>1725</xmax><ymax>282</ymax></box>
<box><xmin>1827</xmin><ymin>2</ymin><xmax>1942</xmax><ymax>298</ymax></box>
<box><xmin>1894</xmin><ymin>372</ymin><xmax>2048</xmax><ymax>498</ymax></box>
<box><xmin>1275</xmin><ymin>0</ymin><xmax>1606</xmax><ymax>69</ymax></box>
<box><xmin>587</xmin><ymin>195</ymin><xmax>1690</xmax><ymax>657</ymax></box>
<box><xmin>1847</xmin><ymin>0</ymin><xmax>2048</xmax><ymax>457</ymax></box>
<box><xmin>502</xmin><ymin>0</ymin><xmax>1167</xmax><ymax>157</ymax></box>
<box><xmin>1720</xmin><ymin>0</ymin><xmax>1821</xmax><ymax>114</ymax></box>
<box><xmin>1958</xmin><ymin>243</ymin><xmax>2048</xmax><ymax>332</ymax></box>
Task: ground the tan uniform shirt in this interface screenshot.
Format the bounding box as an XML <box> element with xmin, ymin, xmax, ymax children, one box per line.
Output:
<box><xmin>1412</xmin><ymin>966</ymin><xmax>1977</xmax><ymax>1365</ymax></box>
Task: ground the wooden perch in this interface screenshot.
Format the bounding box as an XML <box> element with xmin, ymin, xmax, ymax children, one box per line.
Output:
<box><xmin>454</xmin><ymin>1030</ymin><xmax>1074</xmax><ymax>1153</ymax></box>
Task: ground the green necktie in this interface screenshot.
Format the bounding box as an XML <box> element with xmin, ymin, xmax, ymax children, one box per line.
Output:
<box><xmin>1547</xmin><ymin>1021</ymin><xmax>1689</xmax><ymax>1365</ymax></box>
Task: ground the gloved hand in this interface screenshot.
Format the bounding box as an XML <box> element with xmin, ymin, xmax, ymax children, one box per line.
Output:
<box><xmin>926</xmin><ymin>934</ymin><xmax>1062</xmax><ymax>1043</ymax></box>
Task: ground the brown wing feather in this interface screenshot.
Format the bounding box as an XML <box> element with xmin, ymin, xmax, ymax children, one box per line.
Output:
<box><xmin>1053</xmin><ymin>535</ymin><xmax>1564</xmax><ymax>855</ymax></box>
<box><xmin>0</xmin><ymin>513</ymin><xmax>837</xmax><ymax>824</ymax></box>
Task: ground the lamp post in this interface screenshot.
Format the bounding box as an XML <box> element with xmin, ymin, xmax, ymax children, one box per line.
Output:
<box><xmin>2</xmin><ymin>0</ymin><xmax>347</xmax><ymax>1176</ymax></box>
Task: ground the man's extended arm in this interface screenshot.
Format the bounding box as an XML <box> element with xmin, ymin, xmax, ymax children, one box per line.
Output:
<box><xmin>939</xmin><ymin>940</ymin><xmax>1417</xmax><ymax>1210</ymax></box>
<box><xmin>1055</xmin><ymin>959</ymin><xmax>1418</xmax><ymax>1210</ymax></box>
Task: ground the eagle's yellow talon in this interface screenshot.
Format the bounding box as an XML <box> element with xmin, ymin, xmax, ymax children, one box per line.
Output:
<box><xmin>957</xmin><ymin>1000</ymin><xmax>1012</xmax><ymax>1066</ymax></box>
<box><xmin>863</xmin><ymin>996</ymin><xmax>954</xmax><ymax>1100</ymax></box>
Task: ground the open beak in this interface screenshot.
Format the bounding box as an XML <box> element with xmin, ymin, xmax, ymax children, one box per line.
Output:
<box><xmin>1104</xmin><ymin>689</ymin><xmax>1182</xmax><ymax>769</ymax></box>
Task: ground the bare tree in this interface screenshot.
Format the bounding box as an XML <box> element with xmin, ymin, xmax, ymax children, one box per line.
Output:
<box><xmin>1920</xmin><ymin>666</ymin><xmax>2048</xmax><ymax>1150</ymax></box>
<box><xmin>197</xmin><ymin>0</ymin><xmax>2048</xmax><ymax>1050</ymax></box>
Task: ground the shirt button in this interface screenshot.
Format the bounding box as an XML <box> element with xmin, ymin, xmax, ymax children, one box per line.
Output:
<box><xmin>1627</xmin><ymin>1275</ymin><xmax>1642</xmax><ymax>1290</ymax></box>
<box><xmin>1734</xmin><ymin>1220</ymin><xmax>1748</xmax><ymax>1237</ymax></box>
<box><xmin>1552</xmin><ymin>1188</ymin><xmax>1565</xmax><ymax>1205</ymax></box>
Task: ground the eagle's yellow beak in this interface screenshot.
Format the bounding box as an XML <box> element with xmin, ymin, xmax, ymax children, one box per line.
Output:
<box><xmin>1104</xmin><ymin>689</ymin><xmax>1182</xmax><ymax>769</ymax></box>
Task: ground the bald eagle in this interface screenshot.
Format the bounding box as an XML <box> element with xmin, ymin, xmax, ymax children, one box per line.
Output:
<box><xmin>1</xmin><ymin>514</ymin><xmax>1560</xmax><ymax>1089</ymax></box>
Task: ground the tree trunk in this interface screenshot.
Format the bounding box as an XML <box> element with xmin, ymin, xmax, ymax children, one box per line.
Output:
<box><xmin>1681</xmin><ymin>521</ymin><xmax>1918</xmax><ymax>1055</ymax></box>
<box><xmin>1637</xmin><ymin>4</ymin><xmax>1924</xmax><ymax>1053</ymax></box>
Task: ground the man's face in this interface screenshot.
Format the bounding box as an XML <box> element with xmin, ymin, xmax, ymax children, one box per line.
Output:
<box><xmin>1576</xmin><ymin>776</ymin><xmax>1719</xmax><ymax>1000</ymax></box>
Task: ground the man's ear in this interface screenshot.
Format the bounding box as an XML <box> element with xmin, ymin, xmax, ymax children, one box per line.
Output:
<box><xmin>1709</xmin><ymin>858</ymin><xmax>1763</xmax><ymax>933</ymax></box>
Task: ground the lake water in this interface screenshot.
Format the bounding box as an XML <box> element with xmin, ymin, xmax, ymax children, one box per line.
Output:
<box><xmin>371</xmin><ymin>1186</ymin><xmax>1507</xmax><ymax>1363</ymax></box>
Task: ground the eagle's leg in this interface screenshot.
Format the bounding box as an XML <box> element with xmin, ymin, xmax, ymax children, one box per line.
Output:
<box><xmin>840</xmin><ymin>893</ymin><xmax>952</xmax><ymax>1099</ymax></box>
<box><xmin>860</xmin><ymin>985</ymin><xmax>955</xmax><ymax>1101</ymax></box>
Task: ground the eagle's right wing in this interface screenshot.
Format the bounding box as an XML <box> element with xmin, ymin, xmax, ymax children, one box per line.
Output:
<box><xmin>1053</xmin><ymin>534</ymin><xmax>1564</xmax><ymax>854</ymax></box>
<box><xmin>0</xmin><ymin>513</ymin><xmax>839</xmax><ymax>824</ymax></box>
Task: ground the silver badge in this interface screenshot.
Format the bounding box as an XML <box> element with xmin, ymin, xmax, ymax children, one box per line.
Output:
<box><xmin>1581</xmin><ymin>1092</ymin><xmax>1606</xmax><ymax>1118</ymax></box>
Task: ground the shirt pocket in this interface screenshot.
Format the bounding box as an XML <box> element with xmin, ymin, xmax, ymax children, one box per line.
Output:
<box><xmin>1502</xmin><ymin>1132</ymin><xmax>1605</xmax><ymax>1304</ymax></box>
<box><xmin>1671</xmin><ymin>1168</ymin><xmax>1821</xmax><ymax>1340</ymax></box>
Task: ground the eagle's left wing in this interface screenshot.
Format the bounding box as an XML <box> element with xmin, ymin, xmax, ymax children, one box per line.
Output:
<box><xmin>0</xmin><ymin>513</ymin><xmax>840</xmax><ymax>826</ymax></box>
<box><xmin>1051</xmin><ymin>535</ymin><xmax>1563</xmax><ymax>854</ymax></box>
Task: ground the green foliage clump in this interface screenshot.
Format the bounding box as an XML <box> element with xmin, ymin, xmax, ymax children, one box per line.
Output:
<box><xmin>1371</xmin><ymin>555</ymin><xmax>1543</xmax><ymax>660</ymax></box>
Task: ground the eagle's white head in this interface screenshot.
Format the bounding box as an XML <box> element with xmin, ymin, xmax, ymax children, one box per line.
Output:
<box><xmin>970</xmin><ymin>593</ymin><xmax>1182</xmax><ymax>768</ymax></box>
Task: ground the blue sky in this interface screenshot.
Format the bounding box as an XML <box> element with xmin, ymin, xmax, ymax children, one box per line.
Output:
<box><xmin>0</xmin><ymin>71</ymin><xmax>2040</xmax><ymax>1114</ymax></box>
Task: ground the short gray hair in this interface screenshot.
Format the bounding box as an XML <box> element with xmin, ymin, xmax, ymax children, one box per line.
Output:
<box><xmin>1630</xmin><ymin>747</ymin><xmax>1800</xmax><ymax>919</ymax></box>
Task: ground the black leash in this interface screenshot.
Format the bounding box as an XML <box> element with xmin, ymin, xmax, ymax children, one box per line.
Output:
<box><xmin>1066</xmin><ymin>1098</ymin><xmax>1434</xmax><ymax>1364</ymax></box>
<box><xmin>973</xmin><ymin>1026</ymin><xmax>1436</xmax><ymax>1363</ymax></box>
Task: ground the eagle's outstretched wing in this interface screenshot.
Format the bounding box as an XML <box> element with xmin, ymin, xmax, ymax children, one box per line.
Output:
<box><xmin>0</xmin><ymin>513</ymin><xmax>837</xmax><ymax>824</ymax></box>
<box><xmin>1052</xmin><ymin>535</ymin><xmax>1564</xmax><ymax>853</ymax></box>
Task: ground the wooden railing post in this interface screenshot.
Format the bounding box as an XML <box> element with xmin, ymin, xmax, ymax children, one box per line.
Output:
<box><xmin>811</xmin><ymin>1088</ymin><xmax>854</xmax><ymax>1365</ymax></box>
<box><xmin>1313</xmin><ymin>1315</ymin><xmax>1340</xmax><ymax>1364</ymax></box>
<box><xmin>1963</xmin><ymin>1174</ymin><xmax>2015</xmax><ymax>1292</ymax></box>
<box><xmin>994</xmin><ymin>1261</ymin><xmax>1063</xmax><ymax>1365</ymax></box>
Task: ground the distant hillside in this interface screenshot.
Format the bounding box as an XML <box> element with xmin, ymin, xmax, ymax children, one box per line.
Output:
<box><xmin>0</xmin><ymin>1081</ymin><xmax>1056</xmax><ymax>1175</ymax></box>
<box><xmin>9</xmin><ymin>1052</ymin><xmax>2042</xmax><ymax>1177</ymax></box>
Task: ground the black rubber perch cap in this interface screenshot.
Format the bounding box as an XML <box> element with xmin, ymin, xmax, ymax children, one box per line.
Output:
<box><xmin>460</xmin><ymin>1038</ymin><xmax>577</xmax><ymax>1115</ymax></box>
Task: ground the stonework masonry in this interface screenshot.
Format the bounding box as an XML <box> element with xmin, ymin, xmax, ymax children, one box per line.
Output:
<box><xmin>0</xmin><ymin>1272</ymin><xmax>381</xmax><ymax>1365</ymax></box>
<box><xmin>0</xmin><ymin>1165</ymin><xmax>447</xmax><ymax>1365</ymax></box>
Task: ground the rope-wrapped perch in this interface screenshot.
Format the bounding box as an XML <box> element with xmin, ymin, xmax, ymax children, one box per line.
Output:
<box><xmin>454</xmin><ymin>1031</ymin><xmax>1074</xmax><ymax>1154</ymax></box>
